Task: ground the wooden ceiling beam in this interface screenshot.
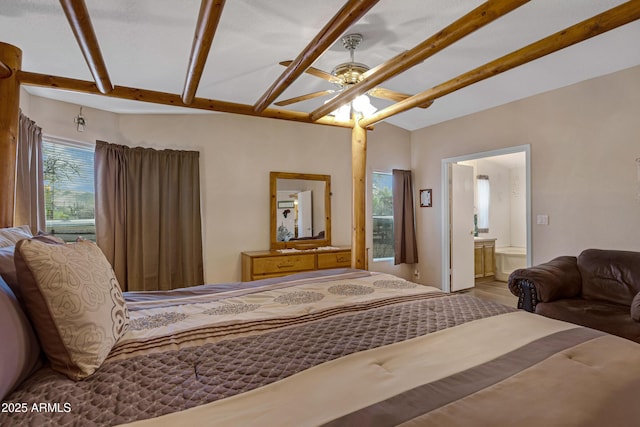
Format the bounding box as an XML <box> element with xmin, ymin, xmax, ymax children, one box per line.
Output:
<box><xmin>252</xmin><ymin>0</ymin><xmax>379</xmax><ymax>113</ymax></box>
<box><xmin>59</xmin><ymin>0</ymin><xmax>113</xmax><ymax>94</ymax></box>
<box><xmin>359</xmin><ymin>0</ymin><xmax>640</xmax><ymax>128</ymax></box>
<box><xmin>60</xmin><ymin>0</ymin><xmax>113</xmax><ymax>94</ymax></box>
<box><xmin>182</xmin><ymin>0</ymin><xmax>226</xmax><ymax>105</ymax></box>
<box><xmin>310</xmin><ymin>0</ymin><xmax>531</xmax><ymax>122</ymax></box>
<box><xmin>17</xmin><ymin>70</ymin><xmax>355</xmax><ymax>129</ymax></box>
<box><xmin>0</xmin><ymin>60</ymin><xmax>11</xmax><ymax>79</ymax></box>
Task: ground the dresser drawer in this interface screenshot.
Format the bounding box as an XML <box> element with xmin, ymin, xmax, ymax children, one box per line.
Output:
<box><xmin>242</xmin><ymin>247</ymin><xmax>352</xmax><ymax>281</ymax></box>
<box><xmin>252</xmin><ymin>254</ymin><xmax>315</xmax><ymax>275</ymax></box>
<box><xmin>317</xmin><ymin>250</ymin><xmax>351</xmax><ymax>269</ymax></box>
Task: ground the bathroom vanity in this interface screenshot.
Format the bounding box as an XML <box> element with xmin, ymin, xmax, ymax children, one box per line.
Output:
<box><xmin>474</xmin><ymin>237</ymin><xmax>496</xmax><ymax>281</ymax></box>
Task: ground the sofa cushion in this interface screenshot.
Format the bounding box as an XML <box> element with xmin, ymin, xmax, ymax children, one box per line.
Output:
<box><xmin>14</xmin><ymin>238</ymin><xmax>129</xmax><ymax>380</ymax></box>
<box><xmin>578</xmin><ymin>249</ymin><xmax>640</xmax><ymax>307</ymax></box>
<box><xmin>632</xmin><ymin>292</ymin><xmax>640</xmax><ymax>322</ymax></box>
<box><xmin>536</xmin><ymin>298</ymin><xmax>640</xmax><ymax>343</ymax></box>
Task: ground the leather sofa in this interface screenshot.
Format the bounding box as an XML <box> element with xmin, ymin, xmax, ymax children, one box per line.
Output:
<box><xmin>508</xmin><ymin>249</ymin><xmax>640</xmax><ymax>343</ymax></box>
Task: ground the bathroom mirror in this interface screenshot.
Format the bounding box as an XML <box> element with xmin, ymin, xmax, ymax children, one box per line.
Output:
<box><xmin>270</xmin><ymin>171</ymin><xmax>331</xmax><ymax>249</ymax></box>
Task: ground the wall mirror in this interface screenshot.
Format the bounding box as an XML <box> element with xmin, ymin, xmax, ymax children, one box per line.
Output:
<box><xmin>270</xmin><ymin>171</ymin><xmax>331</xmax><ymax>249</ymax></box>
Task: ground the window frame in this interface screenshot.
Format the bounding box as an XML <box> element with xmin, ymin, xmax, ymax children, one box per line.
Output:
<box><xmin>42</xmin><ymin>135</ymin><xmax>96</xmax><ymax>242</ymax></box>
<box><xmin>371</xmin><ymin>170</ymin><xmax>394</xmax><ymax>262</ymax></box>
<box><xmin>476</xmin><ymin>174</ymin><xmax>490</xmax><ymax>233</ymax></box>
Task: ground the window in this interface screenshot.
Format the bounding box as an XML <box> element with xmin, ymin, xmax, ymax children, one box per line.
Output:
<box><xmin>476</xmin><ymin>175</ymin><xmax>490</xmax><ymax>233</ymax></box>
<box><xmin>372</xmin><ymin>171</ymin><xmax>394</xmax><ymax>260</ymax></box>
<box><xmin>42</xmin><ymin>137</ymin><xmax>95</xmax><ymax>242</ymax></box>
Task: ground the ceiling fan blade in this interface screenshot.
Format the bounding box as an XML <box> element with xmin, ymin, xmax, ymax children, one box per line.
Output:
<box><xmin>274</xmin><ymin>89</ymin><xmax>335</xmax><ymax>107</ymax></box>
<box><xmin>368</xmin><ymin>87</ymin><xmax>433</xmax><ymax>109</ymax></box>
<box><xmin>279</xmin><ymin>61</ymin><xmax>338</xmax><ymax>83</ymax></box>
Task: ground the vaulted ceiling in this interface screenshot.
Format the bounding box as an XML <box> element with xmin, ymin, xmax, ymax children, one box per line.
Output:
<box><xmin>1</xmin><ymin>0</ymin><xmax>639</xmax><ymax>131</ymax></box>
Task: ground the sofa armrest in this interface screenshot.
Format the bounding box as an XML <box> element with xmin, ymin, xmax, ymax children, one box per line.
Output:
<box><xmin>507</xmin><ymin>256</ymin><xmax>581</xmax><ymax>311</ymax></box>
<box><xmin>509</xmin><ymin>279</ymin><xmax>539</xmax><ymax>312</ymax></box>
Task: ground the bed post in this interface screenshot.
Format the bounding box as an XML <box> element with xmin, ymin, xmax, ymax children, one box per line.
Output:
<box><xmin>0</xmin><ymin>42</ymin><xmax>21</xmax><ymax>228</ymax></box>
<box><xmin>351</xmin><ymin>120</ymin><xmax>367</xmax><ymax>269</ymax></box>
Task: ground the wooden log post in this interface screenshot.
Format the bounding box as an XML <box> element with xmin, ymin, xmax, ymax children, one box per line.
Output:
<box><xmin>351</xmin><ymin>119</ymin><xmax>367</xmax><ymax>269</ymax></box>
<box><xmin>0</xmin><ymin>42</ymin><xmax>21</xmax><ymax>228</ymax></box>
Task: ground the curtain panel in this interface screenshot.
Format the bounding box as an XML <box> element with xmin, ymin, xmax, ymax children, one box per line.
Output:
<box><xmin>392</xmin><ymin>169</ymin><xmax>418</xmax><ymax>265</ymax></box>
<box><xmin>94</xmin><ymin>141</ymin><xmax>204</xmax><ymax>291</ymax></box>
<box><xmin>15</xmin><ymin>112</ymin><xmax>46</xmax><ymax>233</ymax></box>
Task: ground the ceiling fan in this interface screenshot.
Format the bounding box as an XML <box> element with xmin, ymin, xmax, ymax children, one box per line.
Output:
<box><xmin>274</xmin><ymin>33</ymin><xmax>433</xmax><ymax>112</ymax></box>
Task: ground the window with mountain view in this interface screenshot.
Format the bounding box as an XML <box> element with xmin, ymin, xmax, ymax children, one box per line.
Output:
<box><xmin>42</xmin><ymin>138</ymin><xmax>95</xmax><ymax>241</ymax></box>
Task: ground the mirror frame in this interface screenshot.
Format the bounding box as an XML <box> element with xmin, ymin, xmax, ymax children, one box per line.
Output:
<box><xmin>270</xmin><ymin>171</ymin><xmax>331</xmax><ymax>250</ymax></box>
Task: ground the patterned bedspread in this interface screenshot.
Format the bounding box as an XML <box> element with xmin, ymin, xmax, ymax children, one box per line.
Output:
<box><xmin>4</xmin><ymin>269</ymin><xmax>640</xmax><ymax>426</ymax></box>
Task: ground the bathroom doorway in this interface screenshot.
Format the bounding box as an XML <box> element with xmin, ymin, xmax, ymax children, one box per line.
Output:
<box><xmin>440</xmin><ymin>145</ymin><xmax>532</xmax><ymax>293</ymax></box>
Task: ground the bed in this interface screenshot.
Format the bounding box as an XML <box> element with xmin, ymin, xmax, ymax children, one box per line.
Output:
<box><xmin>2</xmin><ymin>233</ymin><xmax>640</xmax><ymax>426</ymax></box>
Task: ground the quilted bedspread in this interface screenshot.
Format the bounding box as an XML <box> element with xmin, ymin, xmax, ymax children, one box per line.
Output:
<box><xmin>3</xmin><ymin>269</ymin><xmax>640</xmax><ymax>426</ymax></box>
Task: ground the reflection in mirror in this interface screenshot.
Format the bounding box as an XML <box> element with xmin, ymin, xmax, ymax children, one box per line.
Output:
<box><xmin>270</xmin><ymin>172</ymin><xmax>331</xmax><ymax>249</ymax></box>
<box><xmin>276</xmin><ymin>180</ymin><xmax>324</xmax><ymax>241</ymax></box>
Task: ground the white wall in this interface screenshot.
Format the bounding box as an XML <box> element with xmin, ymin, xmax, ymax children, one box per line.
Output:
<box><xmin>412</xmin><ymin>65</ymin><xmax>640</xmax><ymax>288</ymax></box>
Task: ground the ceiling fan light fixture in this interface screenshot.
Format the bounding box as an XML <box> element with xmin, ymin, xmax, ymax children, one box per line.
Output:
<box><xmin>325</xmin><ymin>98</ymin><xmax>351</xmax><ymax>121</ymax></box>
<box><xmin>352</xmin><ymin>94</ymin><xmax>376</xmax><ymax>117</ymax></box>
<box><xmin>331</xmin><ymin>62</ymin><xmax>369</xmax><ymax>86</ymax></box>
<box><xmin>325</xmin><ymin>93</ymin><xmax>376</xmax><ymax>121</ymax></box>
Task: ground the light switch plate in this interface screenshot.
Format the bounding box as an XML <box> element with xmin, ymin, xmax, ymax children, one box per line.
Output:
<box><xmin>537</xmin><ymin>214</ymin><xmax>549</xmax><ymax>225</ymax></box>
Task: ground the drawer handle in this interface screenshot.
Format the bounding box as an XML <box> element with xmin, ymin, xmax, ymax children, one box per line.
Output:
<box><xmin>336</xmin><ymin>256</ymin><xmax>348</xmax><ymax>263</ymax></box>
<box><xmin>277</xmin><ymin>262</ymin><xmax>294</xmax><ymax>269</ymax></box>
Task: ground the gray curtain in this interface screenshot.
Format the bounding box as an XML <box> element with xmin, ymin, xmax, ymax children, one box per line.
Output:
<box><xmin>15</xmin><ymin>112</ymin><xmax>45</xmax><ymax>233</ymax></box>
<box><xmin>392</xmin><ymin>169</ymin><xmax>418</xmax><ymax>265</ymax></box>
<box><xmin>94</xmin><ymin>140</ymin><xmax>204</xmax><ymax>291</ymax></box>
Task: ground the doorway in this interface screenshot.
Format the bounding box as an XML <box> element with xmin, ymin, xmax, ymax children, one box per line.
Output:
<box><xmin>440</xmin><ymin>145</ymin><xmax>532</xmax><ymax>293</ymax></box>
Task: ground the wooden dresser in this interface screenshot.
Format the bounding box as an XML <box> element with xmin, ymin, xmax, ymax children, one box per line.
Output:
<box><xmin>241</xmin><ymin>247</ymin><xmax>351</xmax><ymax>281</ymax></box>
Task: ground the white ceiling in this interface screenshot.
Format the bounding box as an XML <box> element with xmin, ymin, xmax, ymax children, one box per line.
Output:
<box><xmin>1</xmin><ymin>0</ymin><xmax>639</xmax><ymax>131</ymax></box>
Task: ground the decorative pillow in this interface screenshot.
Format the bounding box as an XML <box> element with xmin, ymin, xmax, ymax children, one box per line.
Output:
<box><xmin>0</xmin><ymin>277</ymin><xmax>42</xmax><ymax>401</ymax></box>
<box><xmin>0</xmin><ymin>235</ymin><xmax>65</xmax><ymax>300</ymax></box>
<box><xmin>34</xmin><ymin>232</ymin><xmax>66</xmax><ymax>245</ymax></box>
<box><xmin>631</xmin><ymin>292</ymin><xmax>640</xmax><ymax>322</ymax></box>
<box><xmin>0</xmin><ymin>225</ymin><xmax>32</xmax><ymax>248</ymax></box>
<box><xmin>14</xmin><ymin>238</ymin><xmax>129</xmax><ymax>380</ymax></box>
<box><xmin>0</xmin><ymin>245</ymin><xmax>18</xmax><ymax>292</ymax></box>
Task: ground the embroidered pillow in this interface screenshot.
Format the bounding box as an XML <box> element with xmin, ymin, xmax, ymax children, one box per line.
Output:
<box><xmin>0</xmin><ymin>235</ymin><xmax>66</xmax><ymax>299</ymax></box>
<box><xmin>14</xmin><ymin>238</ymin><xmax>129</xmax><ymax>380</ymax></box>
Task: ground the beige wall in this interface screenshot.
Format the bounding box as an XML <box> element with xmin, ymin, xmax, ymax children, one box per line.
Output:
<box><xmin>412</xmin><ymin>65</ymin><xmax>640</xmax><ymax>288</ymax></box>
<box><xmin>118</xmin><ymin>114</ymin><xmax>356</xmax><ymax>283</ymax></box>
<box><xmin>23</xmin><ymin>65</ymin><xmax>639</xmax><ymax>287</ymax></box>
<box><xmin>19</xmin><ymin>87</ymin><xmax>31</xmax><ymax>116</ymax></box>
<box><xmin>22</xmin><ymin>94</ymin><xmax>412</xmax><ymax>282</ymax></box>
<box><xmin>366</xmin><ymin>122</ymin><xmax>415</xmax><ymax>280</ymax></box>
<box><xmin>28</xmin><ymin>96</ymin><xmax>121</xmax><ymax>144</ymax></box>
